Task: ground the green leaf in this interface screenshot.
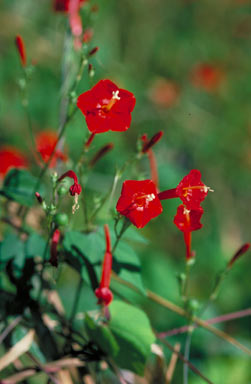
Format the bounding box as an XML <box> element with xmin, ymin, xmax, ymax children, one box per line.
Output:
<box><xmin>0</xmin><ymin>233</ymin><xmax>24</xmax><ymax>264</ymax></box>
<box><xmin>25</xmin><ymin>233</ymin><xmax>49</xmax><ymax>259</ymax></box>
<box><xmin>108</xmin><ymin>300</ymin><xmax>155</xmax><ymax>376</ymax></box>
<box><xmin>0</xmin><ymin>169</ymin><xmax>44</xmax><ymax>207</ymax></box>
<box><xmin>84</xmin><ymin>314</ymin><xmax>119</xmax><ymax>358</ymax></box>
<box><xmin>63</xmin><ymin>228</ymin><xmax>145</xmax><ymax>294</ymax></box>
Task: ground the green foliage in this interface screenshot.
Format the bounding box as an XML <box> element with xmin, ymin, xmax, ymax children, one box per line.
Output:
<box><xmin>84</xmin><ymin>314</ymin><xmax>119</xmax><ymax>358</ymax></box>
<box><xmin>109</xmin><ymin>300</ymin><xmax>155</xmax><ymax>375</ymax></box>
<box><xmin>63</xmin><ymin>228</ymin><xmax>145</xmax><ymax>293</ymax></box>
<box><xmin>0</xmin><ymin>169</ymin><xmax>44</xmax><ymax>207</ymax></box>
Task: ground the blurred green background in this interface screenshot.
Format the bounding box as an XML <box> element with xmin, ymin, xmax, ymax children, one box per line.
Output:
<box><xmin>0</xmin><ymin>0</ymin><xmax>251</xmax><ymax>382</ymax></box>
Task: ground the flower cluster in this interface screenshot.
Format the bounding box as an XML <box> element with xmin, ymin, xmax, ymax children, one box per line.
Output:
<box><xmin>116</xmin><ymin>170</ymin><xmax>211</xmax><ymax>260</ymax></box>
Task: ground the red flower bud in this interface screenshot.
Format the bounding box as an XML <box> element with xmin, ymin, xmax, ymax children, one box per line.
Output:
<box><xmin>95</xmin><ymin>225</ymin><xmax>113</xmax><ymax>306</ymax></box>
<box><xmin>15</xmin><ymin>35</ymin><xmax>26</xmax><ymax>67</ymax></box>
<box><xmin>69</xmin><ymin>182</ymin><xmax>82</xmax><ymax>196</ymax></box>
<box><xmin>88</xmin><ymin>46</ymin><xmax>99</xmax><ymax>56</ymax></box>
<box><xmin>50</xmin><ymin>229</ymin><xmax>61</xmax><ymax>267</ymax></box>
<box><xmin>35</xmin><ymin>192</ymin><xmax>43</xmax><ymax>204</ymax></box>
<box><xmin>58</xmin><ymin>170</ymin><xmax>82</xmax><ymax>213</ymax></box>
<box><xmin>227</xmin><ymin>243</ymin><xmax>250</xmax><ymax>269</ymax></box>
<box><xmin>89</xmin><ymin>143</ymin><xmax>114</xmax><ymax>167</ymax></box>
<box><xmin>141</xmin><ymin>131</ymin><xmax>163</xmax><ymax>153</ymax></box>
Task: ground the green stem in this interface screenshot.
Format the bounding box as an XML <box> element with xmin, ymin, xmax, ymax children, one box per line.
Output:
<box><xmin>112</xmin><ymin>218</ymin><xmax>131</xmax><ymax>254</ymax></box>
<box><xmin>69</xmin><ymin>277</ymin><xmax>83</xmax><ymax>323</ymax></box>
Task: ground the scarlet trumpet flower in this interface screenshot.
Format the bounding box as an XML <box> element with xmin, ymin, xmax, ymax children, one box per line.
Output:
<box><xmin>116</xmin><ymin>179</ymin><xmax>163</xmax><ymax>228</ymax></box>
<box><xmin>0</xmin><ymin>146</ymin><xmax>28</xmax><ymax>179</ymax></box>
<box><xmin>35</xmin><ymin>131</ymin><xmax>67</xmax><ymax>168</ymax></box>
<box><xmin>58</xmin><ymin>170</ymin><xmax>82</xmax><ymax>213</ymax></box>
<box><xmin>95</xmin><ymin>225</ymin><xmax>113</xmax><ymax>306</ymax></box>
<box><xmin>158</xmin><ymin>169</ymin><xmax>211</xmax><ymax>210</ymax></box>
<box><xmin>174</xmin><ymin>205</ymin><xmax>203</xmax><ymax>260</ymax></box>
<box><xmin>77</xmin><ymin>79</ymin><xmax>136</xmax><ymax>134</ymax></box>
<box><xmin>15</xmin><ymin>35</ymin><xmax>26</xmax><ymax>67</ymax></box>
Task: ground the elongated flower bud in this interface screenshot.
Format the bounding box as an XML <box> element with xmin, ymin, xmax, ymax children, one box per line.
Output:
<box><xmin>50</xmin><ymin>229</ymin><xmax>61</xmax><ymax>267</ymax></box>
<box><xmin>35</xmin><ymin>192</ymin><xmax>43</xmax><ymax>204</ymax></box>
<box><xmin>141</xmin><ymin>131</ymin><xmax>163</xmax><ymax>153</ymax></box>
<box><xmin>89</xmin><ymin>143</ymin><xmax>114</xmax><ymax>167</ymax></box>
<box><xmin>227</xmin><ymin>243</ymin><xmax>250</xmax><ymax>269</ymax></box>
<box><xmin>95</xmin><ymin>225</ymin><xmax>113</xmax><ymax>306</ymax></box>
<box><xmin>15</xmin><ymin>35</ymin><xmax>26</xmax><ymax>67</ymax></box>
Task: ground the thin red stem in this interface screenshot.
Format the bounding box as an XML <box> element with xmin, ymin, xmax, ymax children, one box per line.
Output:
<box><xmin>85</xmin><ymin>132</ymin><xmax>96</xmax><ymax>149</ymax></box>
<box><xmin>158</xmin><ymin>188</ymin><xmax>178</xmax><ymax>200</ymax></box>
<box><xmin>157</xmin><ymin>308</ymin><xmax>251</xmax><ymax>338</ymax></box>
<box><xmin>147</xmin><ymin>149</ymin><xmax>159</xmax><ymax>189</ymax></box>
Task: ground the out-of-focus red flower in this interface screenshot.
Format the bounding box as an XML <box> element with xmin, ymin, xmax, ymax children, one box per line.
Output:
<box><xmin>15</xmin><ymin>35</ymin><xmax>26</xmax><ymax>67</ymax></box>
<box><xmin>174</xmin><ymin>205</ymin><xmax>203</xmax><ymax>260</ymax></box>
<box><xmin>95</xmin><ymin>224</ymin><xmax>113</xmax><ymax>306</ymax></box>
<box><xmin>191</xmin><ymin>63</ymin><xmax>223</xmax><ymax>92</ymax></box>
<box><xmin>83</xmin><ymin>28</ymin><xmax>94</xmax><ymax>43</ymax></box>
<box><xmin>77</xmin><ymin>79</ymin><xmax>136</xmax><ymax>134</ymax></box>
<box><xmin>116</xmin><ymin>179</ymin><xmax>163</xmax><ymax>228</ymax></box>
<box><xmin>158</xmin><ymin>169</ymin><xmax>210</xmax><ymax>210</ymax></box>
<box><xmin>53</xmin><ymin>0</ymin><xmax>86</xmax><ymax>12</ymax></box>
<box><xmin>35</xmin><ymin>131</ymin><xmax>67</xmax><ymax>168</ymax></box>
<box><xmin>0</xmin><ymin>146</ymin><xmax>28</xmax><ymax>179</ymax></box>
<box><xmin>50</xmin><ymin>229</ymin><xmax>61</xmax><ymax>267</ymax></box>
<box><xmin>149</xmin><ymin>79</ymin><xmax>180</xmax><ymax>108</ymax></box>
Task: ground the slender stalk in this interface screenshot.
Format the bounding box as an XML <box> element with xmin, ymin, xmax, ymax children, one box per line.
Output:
<box><xmin>111</xmin><ymin>273</ymin><xmax>251</xmax><ymax>355</ymax></box>
<box><xmin>157</xmin><ymin>308</ymin><xmax>251</xmax><ymax>338</ymax></box>
<box><xmin>158</xmin><ymin>338</ymin><xmax>214</xmax><ymax>384</ymax></box>
<box><xmin>0</xmin><ymin>316</ymin><xmax>22</xmax><ymax>344</ymax></box>
<box><xmin>183</xmin><ymin>328</ymin><xmax>193</xmax><ymax>384</ymax></box>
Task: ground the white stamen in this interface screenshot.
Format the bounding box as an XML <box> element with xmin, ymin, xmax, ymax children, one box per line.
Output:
<box><xmin>112</xmin><ymin>90</ymin><xmax>120</xmax><ymax>100</ymax></box>
<box><xmin>136</xmin><ymin>206</ymin><xmax>144</xmax><ymax>211</ymax></box>
<box><xmin>72</xmin><ymin>194</ymin><xmax>79</xmax><ymax>214</ymax></box>
<box><xmin>184</xmin><ymin>207</ymin><xmax>190</xmax><ymax>215</ymax></box>
<box><xmin>145</xmin><ymin>193</ymin><xmax>156</xmax><ymax>203</ymax></box>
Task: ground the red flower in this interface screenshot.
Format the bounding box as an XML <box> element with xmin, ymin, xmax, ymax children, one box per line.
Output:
<box><xmin>176</xmin><ymin>170</ymin><xmax>209</xmax><ymax>209</ymax></box>
<box><xmin>50</xmin><ymin>229</ymin><xmax>61</xmax><ymax>267</ymax></box>
<box><xmin>35</xmin><ymin>131</ymin><xmax>67</xmax><ymax>168</ymax></box>
<box><xmin>191</xmin><ymin>63</ymin><xmax>223</xmax><ymax>92</ymax></box>
<box><xmin>77</xmin><ymin>79</ymin><xmax>136</xmax><ymax>134</ymax></box>
<box><xmin>174</xmin><ymin>205</ymin><xmax>203</xmax><ymax>232</ymax></box>
<box><xmin>95</xmin><ymin>225</ymin><xmax>113</xmax><ymax>306</ymax></box>
<box><xmin>15</xmin><ymin>35</ymin><xmax>26</xmax><ymax>67</ymax></box>
<box><xmin>149</xmin><ymin>79</ymin><xmax>180</xmax><ymax>108</ymax></box>
<box><xmin>158</xmin><ymin>169</ymin><xmax>210</xmax><ymax>210</ymax></box>
<box><xmin>116</xmin><ymin>179</ymin><xmax>163</xmax><ymax>228</ymax></box>
<box><xmin>58</xmin><ymin>170</ymin><xmax>82</xmax><ymax>213</ymax></box>
<box><xmin>174</xmin><ymin>205</ymin><xmax>203</xmax><ymax>260</ymax></box>
<box><xmin>0</xmin><ymin>146</ymin><xmax>28</xmax><ymax>179</ymax></box>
